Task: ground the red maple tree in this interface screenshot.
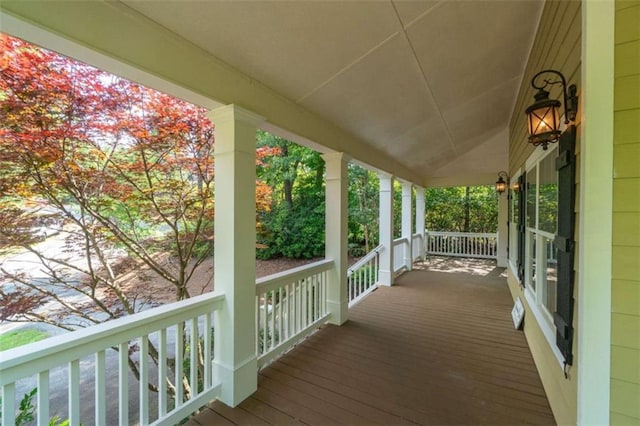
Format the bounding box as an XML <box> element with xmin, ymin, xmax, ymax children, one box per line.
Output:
<box><xmin>0</xmin><ymin>33</ymin><xmax>270</xmax><ymax>399</ymax></box>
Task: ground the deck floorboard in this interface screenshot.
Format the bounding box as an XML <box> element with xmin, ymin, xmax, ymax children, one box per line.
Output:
<box><xmin>192</xmin><ymin>259</ymin><xmax>556</xmax><ymax>425</ymax></box>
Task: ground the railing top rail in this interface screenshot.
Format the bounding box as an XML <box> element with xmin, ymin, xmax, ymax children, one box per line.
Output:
<box><xmin>347</xmin><ymin>244</ymin><xmax>383</xmax><ymax>274</ymax></box>
<box><xmin>411</xmin><ymin>232</ymin><xmax>422</xmax><ymax>238</ymax></box>
<box><xmin>427</xmin><ymin>231</ymin><xmax>497</xmax><ymax>238</ymax></box>
<box><xmin>392</xmin><ymin>237</ymin><xmax>409</xmax><ymax>246</ymax></box>
<box><xmin>256</xmin><ymin>258</ymin><xmax>333</xmax><ymax>294</ymax></box>
<box><xmin>0</xmin><ymin>291</ymin><xmax>226</xmax><ymax>384</ymax></box>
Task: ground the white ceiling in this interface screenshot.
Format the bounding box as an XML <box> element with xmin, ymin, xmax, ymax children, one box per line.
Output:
<box><xmin>120</xmin><ymin>0</ymin><xmax>543</xmax><ymax>183</ymax></box>
<box><xmin>123</xmin><ymin>0</ymin><xmax>542</xmax><ymax>182</ymax></box>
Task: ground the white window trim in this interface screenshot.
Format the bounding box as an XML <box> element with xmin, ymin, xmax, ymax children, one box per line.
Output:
<box><xmin>508</xmin><ymin>262</ymin><xmax>519</xmax><ymax>284</ymax></box>
<box><xmin>525</xmin><ymin>143</ymin><xmax>557</xmax><ymax>170</ymax></box>
<box><xmin>508</xmin><ymin>169</ymin><xmax>522</xmax><ymax>277</ymax></box>
<box><xmin>523</xmin><ymin>286</ymin><xmax>565</xmax><ymax>368</ymax></box>
<box><xmin>536</xmin><ymin>229</ymin><xmax>556</xmax><ymax>327</ymax></box>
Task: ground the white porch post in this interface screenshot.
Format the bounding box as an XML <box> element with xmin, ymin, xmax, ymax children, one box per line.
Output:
<box><xmin>209</xmin><ymin>105</ymin><xmax>263</xmax><ymax>407</ymax></box>
<box><xmin>577</xmin><ymin>1</ymin><xmax>614</xmax><ymax>423</ymax></box>
<box><xmin>415</xmin><ymin>187</ymin><xmax>426</xmax><ymax>261</ymax></box>
<box><xmin>378</xmin><ymin>173</ymin><xmax>394</xmax><ymax>286</ymax></box>
<box><xmin>323</xmin><ymin>152</ymin><xmax>349</xmax><ymax>325</ymax></box>
<box><xmin>497</xmin><ymin>190</ymin><xmax>508</xmax><ymax>267</ymax></box>
<box><xmin>401</xmin><ymin>181</ymin><xmax>413</xmax><ymax>271</ymax></box>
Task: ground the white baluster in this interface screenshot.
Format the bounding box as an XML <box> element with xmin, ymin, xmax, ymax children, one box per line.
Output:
<box><xmin>175</xmin><ymin>324</ymin><xmax>184</xmax><ymax>406</ymax></box>
<box><xmin>257</xmin><ymin>293</ymin><xmax>262</xmax><ymax>355</ymax></box>
<box><xmin>204</xmin><ymin>314</ymin><xmax>212</xmax><ymax>389</ymax></box>
<box><xmin>118</xmin><ymin>342</ymin><xmax>129</xmax><ymax>425</ymax></box>
<box><xmin>286</xmin><ymin>285</ymin><xmax>291</xmax><ymax>334</ymax></box>
<box><xmin>37</xmin><ymin>370</ymin><xmax>50</xmax><ymax>426</ymax></box>
<box><xmin>140</xmin><ymin>335</ymin><xmax>149</xmax><ymax>425</ymax></box>
<box><xmin>2</xmin><ymin>383</ymin><xmax>16</xmax><ymax>426</ymax></box>
<box><xmin>270</xmin><ymin>291</ymin><xmax>276</xmax><ymax>350</ymax></box>
<box><xmin>95</xmin><ymin>352</ymin><xmax>105</xmax><ymax>426</ymax></box>
<box><xmin>263</xmin><ymin>292</ymin><xmax>269</xmax><ymax>351</ymax></box>
<box><xmin>296</xmin><ymin>280</ymin><xmax>302</xmax><ymax>332</ymax></box>
<box><xmin>189</xmin><ymin>318</ymin><xmax>198</xmax><ymax>397</ymax></box>
<box><xmin>158</xmin><ymin>328</ymin><xmax>168</xmax><ymax>416</ymax></box>
<box><xmin>69</xmin><ymin>359</ymin><xmax>80</xmax><ymax>426</ymax></box>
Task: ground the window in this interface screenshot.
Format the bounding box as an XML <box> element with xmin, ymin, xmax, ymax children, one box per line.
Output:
<box><xmin>524</xmin><ymin>147</ymin><xmax>559</xmax><ymax>328</ymax></box>
<box><xmin>539</xmin><ymin>154</ymin><xmax>558</xmax><ymax>317</ymax></box>
<box><xmin>514</xmin><ymin>126</ymin><xmax>577</xmax><ymax>368</ymax></box>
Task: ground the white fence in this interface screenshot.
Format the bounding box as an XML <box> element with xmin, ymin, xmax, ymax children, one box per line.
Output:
<box><xmin>392</xmin><ymin>237</ymin><xmax>410</xmax><ymax>274</ymax></box>
<box><xmin>0</xmin><ymin>292</ymin><xmax>225</xmax><ymax>426</ymax></box>
<box><xmin>412</xmin><ymin>233</ymin><xmax>423</xmax><ymax>262</ymax></box>
<box><xmin>255</xmin><ymin>259</ymin><xmax>332</xmax><ymax>368</ymax></box>
<box><xmin>347</xmin><ymin>245</ymin><xmax>381</xmax><ymax>307</ymax></box>
<box><xmin>426</xmin><ymin>231</ymin><xmax>498</xmax><ymax>259</ymax></box>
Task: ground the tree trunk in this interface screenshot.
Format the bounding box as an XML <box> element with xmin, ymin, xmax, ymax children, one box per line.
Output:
<box><xmin>362</xmin><ymin>172</ymin><xmax>370</xmax><ymax>253</ymax></box>
<box><xmin>284</xmin><ymin>179</ymin><xmax>294</xmax><ymax>207</ymax></box>
<box><xmin>463</xmin><ymin>186</ymin><xmax>470</xmax><ymax>233</ymax></box>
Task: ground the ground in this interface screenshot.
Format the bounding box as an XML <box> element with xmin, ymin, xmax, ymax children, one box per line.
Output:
<box><xmin>117</xmin><ymin>256</ymin><xmax>325</xmax><ymax>305</ymax></box>
<box><xmin>0</xmin><ymin>233</ymin><xmax>331</xmax><ymax>338</ymax></box>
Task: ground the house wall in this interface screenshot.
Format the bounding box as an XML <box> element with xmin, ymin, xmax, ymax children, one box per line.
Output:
<box><xmin>506</xmin><ymin>1</ymin><xmax>581</xmax><ymax>424</ymax></box>
<box><xmin>611</xmin><ymin>2</ymin><xmax>640</xmax><ymax>423</ymax></box>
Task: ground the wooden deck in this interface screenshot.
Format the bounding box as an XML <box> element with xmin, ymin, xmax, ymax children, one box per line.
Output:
<box><xmin>190</xmin><ymin>259</ymin><xmax>555</xmax><ymax>425</ymax></box>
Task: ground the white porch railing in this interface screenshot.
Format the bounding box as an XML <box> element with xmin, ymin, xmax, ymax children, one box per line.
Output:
<box><xmin>411</xmin><ymin>233</ymin><xmax>423</xmax><ymax>262</ymax></box>
<box><xmin>0</xmin><ymin>291</ymin><xmax>225</xmax><ymax>426</ymax></box>
<box><xmin>255</xmin><ymin>259</ymin><xmax>332</xmax><ymax>368</ymax></box>
<box><xmin>393</xmin><ymin>237</ymin><xmax>410</xmax><ymax>274</ymax></box>
<box><xmin>347</xmin><ymin>244</ymin><xmax>381</xmax><ymax>307</ymax></box>
<box><xmin>427</xmin><ymin>231</ymin><xmax>498</xmax><ymax>259</ymax></box>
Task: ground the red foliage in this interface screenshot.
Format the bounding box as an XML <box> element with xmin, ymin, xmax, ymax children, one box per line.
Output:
<box><xmin>0</xmin><ymin>33</ymin><xmax>274</xmax><ymax>324</ymax></box>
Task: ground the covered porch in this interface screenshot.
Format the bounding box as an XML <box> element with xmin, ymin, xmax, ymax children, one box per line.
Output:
<box><xmin>0</xmin><ymin>0</ymin><xmax>628</xmax><ymax>424</ymax></box>
<box><xmin>193</xmin><ymin>258</ymin><xmax>554</xmax><ymax>426</ymax></box>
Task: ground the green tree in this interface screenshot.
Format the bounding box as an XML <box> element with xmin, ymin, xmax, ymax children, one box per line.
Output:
<box><xmin>425</xmin><ymin>186</ymin><xmax>498</xmax><ymax>233</ymax></box>
<box><xmin>256</xmin><ymin>131</ymin><xmax>325</xmax><ymax>259</ymax></box>
<box><xmin>347</xmin><ymin>164</ymin><xmax>379</xmax><ymax>256</ymax></box>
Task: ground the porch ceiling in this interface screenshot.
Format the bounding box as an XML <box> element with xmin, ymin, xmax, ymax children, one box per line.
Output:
<box><xmin>0</xmin><ymin>0</ymin><xmax>543</xmax><ymax>186</ymax></box>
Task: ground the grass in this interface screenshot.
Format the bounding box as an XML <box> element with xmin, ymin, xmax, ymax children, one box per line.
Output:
<box><xmin>0</xmin><ymin>329</ymin><xmax>49</xmax><ymax>351</ymax></box>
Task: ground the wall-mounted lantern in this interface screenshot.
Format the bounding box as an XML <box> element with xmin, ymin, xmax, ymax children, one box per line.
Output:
<box><xmin>525</xmin><ymin>69</ymin><xmax>578</xmax><ymax>150</ymax></box>
<box><xmin>495</xmin><ymin>171</ymin><xmax>509</xmax><ymax>195</ymax></box>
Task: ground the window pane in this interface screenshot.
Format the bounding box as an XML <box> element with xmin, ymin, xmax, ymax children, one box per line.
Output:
<box><xmin>544</xmin><ymin>236</ymin><xmax>557</xmax><ymax>314</ymax></box>
<box><xmin>539</xmin><ymin>152</ymin><xmax>558</xmax><ymax>234</ymax></box>
<box><xmin>526</xmin><ymin>230</ymin><xmax>536</xmax><ymax>291</ymax></box>
<box><xmin>509</xmin><ymin>221</ymin><xmax>518</xmax><ymax>264</ymax></box>
<box><xmin>527</xmin><ymin>166</ymin><xmax>537</xmax><ymax>228</ymax></box>
<box><xmin>511</xmin><ymin>186</ymin><xmax>519</xmax><ymax>224</ymax></box>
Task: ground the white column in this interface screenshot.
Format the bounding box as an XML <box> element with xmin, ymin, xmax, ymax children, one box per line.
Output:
<box><xmin>323</xmin><ymin>152</ymin><xmax>349</xmax><ymax>325</ymax></box>
<box><xmin>497</xmin><ymin>190</ymin><xmax>509</xmax><ymax>267</ymax></box>
<box><xmin>209</xmin><ymin>105</ymin><xmax>263</xmax><ymax>407</ymax></box>
<box><xmin>578</xmin><ymin>1</ymin><xmax>614</xmax><ymax>423</ymax></box>
<box><xmin>378</xmin><ymin>173</ymin><xmax>394</xmax><ymax>286</ymax></box>
<box><xmin>401</xmin><ymin>181</ymin><xmax>413</xmax><ymax>271</ymax></box>
<box><xmin>415</xmin><ymin>187</ymin><xmax>426</xmax><ymax>261</ymax></box>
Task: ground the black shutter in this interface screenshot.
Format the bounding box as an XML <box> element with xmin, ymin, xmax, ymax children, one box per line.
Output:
<box><xmin>553</xmin><ymin>125</ymin><xmax>577</xmax><ymax>366</ymax></box>
<box><xmin>517</xmin><ymin>173</ymin><xmax>526</xmax><ymax>284</ymax></box>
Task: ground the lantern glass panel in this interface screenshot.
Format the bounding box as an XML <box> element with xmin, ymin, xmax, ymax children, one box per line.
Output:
<box><xmin>528</xmin><ymin>104</ymin><xmax>560</xmax><ymax>137</ymax></box>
